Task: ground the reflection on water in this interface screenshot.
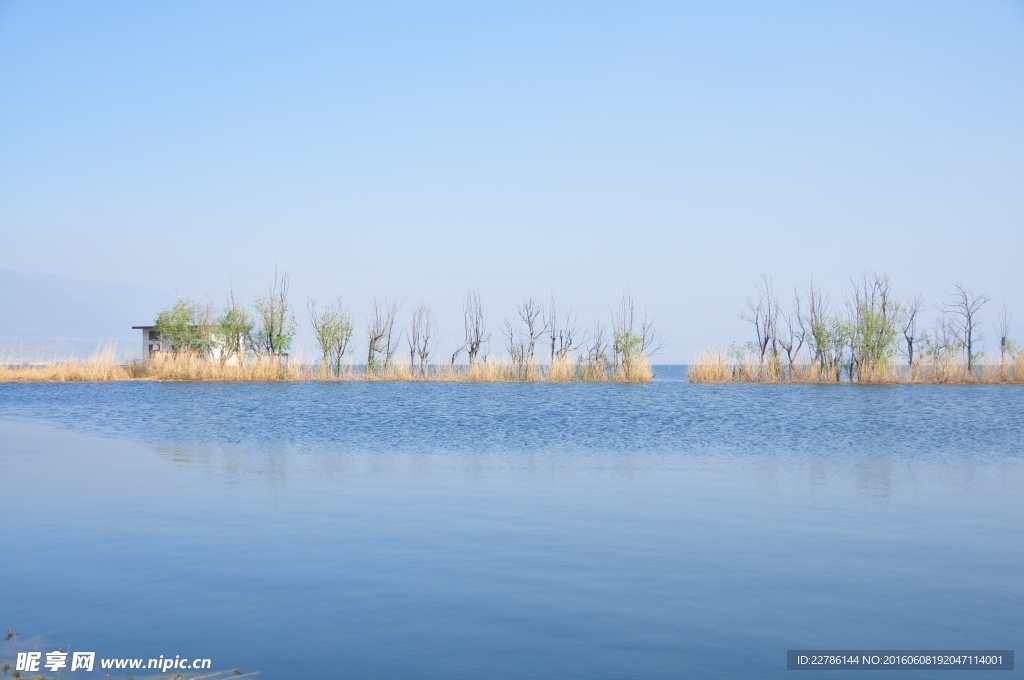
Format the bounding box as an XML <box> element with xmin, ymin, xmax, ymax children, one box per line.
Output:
<box><xmin>854</xmin><ymin>461</ymin><xmax>893</xmax><ymax>499</ymax></box>
<box><xmin>152</xmin><ymin>440</ymin><xmax>913</xmax><ymax>500</ymax></box>
<box><xmin>0</xmin><ymin>381</ymin><xmax>1022</xmax><ymax>680</ymax></box>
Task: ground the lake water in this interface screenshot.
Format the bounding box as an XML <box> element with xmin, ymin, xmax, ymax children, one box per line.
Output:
<box><xmin>1</xmin><ymin>376</ymin><xmax>1022</xmax><ymax>679</ymax></box>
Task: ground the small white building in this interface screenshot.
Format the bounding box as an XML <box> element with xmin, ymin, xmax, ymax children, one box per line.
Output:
<box><xmin>132</xmin><ymin>325</ymin><xmax>163</xmax><ymax>359</ymax></box>
<box><xmin>131</xmin><ymin>325</ymin><xmax>250</xmax><ymax>365</ymax></box>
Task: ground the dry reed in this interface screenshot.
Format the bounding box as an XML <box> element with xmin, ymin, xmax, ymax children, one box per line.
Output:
<box><xmin>1</xmin><ymin>351</ymin><xmax>653</xmax><ymax>384</ymax></box>
<box><xmin>687</xmin><ymin>347</ymin><xmax>729</xmax><ymax>383</ymax></box>
<box><xmin>688</xmin><ymin>347</ymin><xmax>1024</xmax><ymax>384</ymax></box>
<box><xmin>545</xmin><ymin>356</ymin><xmax>578</xmax><ymax>382</ymax></box>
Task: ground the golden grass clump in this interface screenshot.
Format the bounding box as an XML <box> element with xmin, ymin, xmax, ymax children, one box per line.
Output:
<box><xmin>613</xmin><ymin>359</ymin><xmax>654</xmax><ymax>383</ymax></box>
<box><xmin>545</xmin><ymin>356</ymin><xmax>577</xmax><ymax>382</ymax></box>
<box><xmin>0</xmin><ymin>347</ymin><xmax>133</xmax><ymax>382</ymax></box>
<box><xmin>145</xmin><ymin>352</ymin><xmax>315</xmax><ymax>381</ymax></box>
<box><xmin>577</xmin><ymin>359</ymin><xmax>611</xmax><ymax>383</ymax></box>
<box><xmin>687</xmin><ymin>347</ymin><xmax>729</xmax><ymax>383</ymax></box>
<box><xmin>696</xmin><ymin>350</ymin><xmax>789</xmax><ymax>383</ymax></box>
<box><xmin>851</xmin><ymin>363</ymin><xmax>901</xmax><ymax>384</ymax></box>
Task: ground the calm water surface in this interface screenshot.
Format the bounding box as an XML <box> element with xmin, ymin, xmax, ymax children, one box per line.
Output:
<box><xmin>1</xmin><ymin>379</ymin><xmax>1022</xmax><ymax>679</ymax></box>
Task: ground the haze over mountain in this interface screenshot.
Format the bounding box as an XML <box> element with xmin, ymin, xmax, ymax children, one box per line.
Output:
<box><xmin>0</xmin><ymin>268</ymin><xmax>173</xmax><ymax>359</ymax></box>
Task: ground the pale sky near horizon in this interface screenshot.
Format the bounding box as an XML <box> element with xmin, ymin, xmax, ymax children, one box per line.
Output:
<box><xmin>2</xmin><ymin>1</ymin><xmax>1023</xmax><ymax>361</ymax></box>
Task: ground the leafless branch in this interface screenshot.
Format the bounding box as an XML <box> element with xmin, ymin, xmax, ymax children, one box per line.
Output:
<box><xmin>366</xmin><ymin>296</ymin><xmax>398</xmax><ymax>372</ymax></box>
<box><xmin>943</xmin><ymin>284</ymin><xmax>988</xmax><ymax>371</ymax></box>
<box><xmin>462</xmin><ymin>288</ymin><xmax>489</xmax><ymax>366</ymax></box>
<box><xmin>408</xmin><ymin>302</ymin><xmax>436</xmax><ymax>375</ymax></box>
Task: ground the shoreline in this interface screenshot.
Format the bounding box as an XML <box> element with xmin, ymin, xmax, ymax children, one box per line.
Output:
<box><xmin>0</xmin><ymin>356</ymin><xmax>656</xmax><ymax>384</ymax></box>
<box><xmin>2</xmin><ymin>362</ymin><xmax>1022</xmax><ymax>384</ymax></box>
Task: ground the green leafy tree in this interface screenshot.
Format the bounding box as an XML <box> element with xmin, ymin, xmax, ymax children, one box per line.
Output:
<box><xmin>215</xmin><ymin>291</ymin><xmax>254</xmax><ymax>366</ymax></box>
<box><xmin>806</xmin><ymin>286</ymin><xmax>849</xmax><ymax>381</ymax></box>
<box><xmin>612</xmin><ymin>294</ymin><xmax>659</xmax><ymax>380</ymax></box>
<box><xmin>309</xmin><ymin>297</ymin><xmax>354</xmax><ymax>375</ymax></box>
<box><xmin>253</xmin><ymin>270</ymin><xmax>297</xmax><ymax>358</ymax></box>
<box><xmin>153</xmin><ymin>297</ymin><xmax>210</xmax><ymax>356</ymax></box>
<box><xmin>848</xmin><ymin>273</ymin><xmax>899</xmax><ymax>380</ymax></box>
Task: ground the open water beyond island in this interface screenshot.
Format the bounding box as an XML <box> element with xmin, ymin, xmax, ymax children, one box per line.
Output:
<box><xmin>1</xmin><ymin>378</ymin><xmax>1022</xmax><ymax>679</ymax></box>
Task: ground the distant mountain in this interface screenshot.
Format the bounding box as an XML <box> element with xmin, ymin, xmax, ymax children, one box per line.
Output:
<box><xmin>0</xmin><ymin>268</ymin><xmax>173</xmax><ymax>360</ymax></box>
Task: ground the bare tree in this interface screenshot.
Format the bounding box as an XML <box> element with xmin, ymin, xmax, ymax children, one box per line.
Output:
<box><xmin>547</xmin><ymin>296</ymin><xmax>581</xmax><ymax>361</ymax></box>
<box><xmin>519</xmin><ymin>297</ymin><xmax>547</xmax><ymax>360</ymax></box>
<box><xmin>408</xmin><ymin>302</ymin><xmax>436</xmax><ymax>376</ymax></box>
<box><xmin>502</xmin><ymin>318</ymin><xmax>528</xmax><ymax>374</ymax></box>
<box><xmin>944</xmin><ymin>284</ymin><xmax>988</xmax><ymax>372</ymax></box>
<box><xmin>503</xmin><ymin>296</ymin><xmax>548</xmax><ymax>378</ymax></box>
<box><xmin>588</xmin><ymin>321</ymin><xmax>607</xmax><ymax>362</ymax></box>
<box><xmin>581</xmin><ymin>320</ymin><xmax>608</xmax><ymax>379</ymax></box>
<box><xmin>461</xmin><ymin>288</ymin><xmax>489</xmax><ymax>366</ymax></box>
<box><xmin>776</xmin><ymin>288</ymin><xmax>806</xmax><ymax>375</ymax></box>
<box><xmin>366</xmin><ymin>297</ymin><xmax>398</xmax><ymax>372</ymax></box>
<box><xmin>900</xmin><ymin>294</ymin><xmax>924</xmax><ymax>370</ymax></box>
<box><xmin>741</xmin><ymin>274</ymin><xmax>778</xmax><ymax>367</ymax></box>
<box><xmin>995</xmin><ymin>302</ymin><xmax>1012</xmax><ymax>365</ymax></box>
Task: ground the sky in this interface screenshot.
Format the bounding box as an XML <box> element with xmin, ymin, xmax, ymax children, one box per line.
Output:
<box><xmin>1</xmin><ymin>1</ymin><xmax>1023</xmax><ymax>362</ymax></box>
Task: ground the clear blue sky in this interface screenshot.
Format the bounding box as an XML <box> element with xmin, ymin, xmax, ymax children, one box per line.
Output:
<box><xmin>2</xmin><ymin>1</ymin><xmax>1022</xmax><ymax>361</ymax></box>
